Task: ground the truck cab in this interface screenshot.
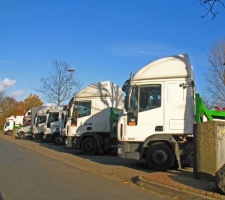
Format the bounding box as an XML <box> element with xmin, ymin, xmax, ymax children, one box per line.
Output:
<box><xmin>42</xmin><ymin>106</ymin><xmax>64</xmax><ymax>144</ymax></box>
<box><xmin>32</xmin><ymin>106</ymin><xmax>54</xmax><ymax>140</ymax></box>
<box><xmin>117</xmin><ymin>54</ymin><xmax>195</xmax><ymax>171</ymax></box>
<box><xmin>64</xmin><ymin>81</ymin><xmax>123</xmax><ymax>155</ymax></box>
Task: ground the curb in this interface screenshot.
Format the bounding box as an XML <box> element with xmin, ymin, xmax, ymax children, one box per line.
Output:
<box><xmin>135</xmin><ymin>176</ymin><xmax>215</xmax><ymax>200</ymax></box>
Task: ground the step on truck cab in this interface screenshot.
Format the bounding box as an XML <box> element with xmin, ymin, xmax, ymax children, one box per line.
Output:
<box><xmin>64</xmin><ymin>81</ymin><xmax>123</xmax><ymax>155</ymax></box>
<box><xmin>117</xmin><ymin>53</ymin><xmax>225</xmax><ymax>171</ymax></box>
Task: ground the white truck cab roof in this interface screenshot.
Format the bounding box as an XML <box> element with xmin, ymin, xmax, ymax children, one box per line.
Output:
<box><xmin>133</xmin><ymin>54</ymin><xmax>193</xmax><ymax>81</ymax></box>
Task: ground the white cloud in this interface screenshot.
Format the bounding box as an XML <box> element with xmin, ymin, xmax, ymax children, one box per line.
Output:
<box><xmin>0</xmin><ymin>78</ymin><xmax>16</xmax><ymax>91</ymax></box>
<box><xmin>8</xmin><ymin>90</ymin><xmax>25</xmax><ymax>98</ymax></box>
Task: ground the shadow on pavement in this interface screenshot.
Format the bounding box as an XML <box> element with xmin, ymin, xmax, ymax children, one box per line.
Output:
<box><xmin>15</xmin><ymin>137</ymin><xmax>152</xmax><ymax>173</ymax></box>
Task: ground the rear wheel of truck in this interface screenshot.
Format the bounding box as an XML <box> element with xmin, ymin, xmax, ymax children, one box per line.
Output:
<box><xmin>145</xmin><ymin>142</ymin><xmax>175</xmax><ymax>171</ymax></box>
<box><xmin>81</xmin><ymin>137</ymin><xmax>97</xmax><ymax>155</ymax></box>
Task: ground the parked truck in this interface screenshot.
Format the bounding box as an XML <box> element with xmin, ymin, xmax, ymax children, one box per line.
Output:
<box><xmin>42</xmin><ymin>106</ymin><xmax>65</xmax><ymax>144</ymax></box>
<box><xmin>4</xmin><ymin>115</ymin><xmax>24</xmax><ymax>135</ymax></box>
<box><xmin>16</xmin><ymin>119</ymin><xmax>32</xmax><ymax>139</ymax></box>
<box><xmin>31</xmin><ymin>106</ymin><xmax>53</xmax><ymax>140</ymax></box>
<box><xmin>15</xmin><ymin>109</ymin><xmax>32</xmax><ymax>139</ymax></box>
<box><xmin>117</xmin><ymin>53</ymin><xmax>225</xmax><ymax>171</ymax></box>
<box><xmin>64</xmin><ymin>81</ymin><xmax>123</xmax><ymax>155</ymax></box>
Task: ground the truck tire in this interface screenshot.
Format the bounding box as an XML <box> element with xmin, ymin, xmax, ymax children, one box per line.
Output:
<box><xmin>53</xmin><ymin>135</ymin><xmax>62</xmax><ymax>145</ymax></box>
<box><xmin>145</xmin><ymin>142</ymin><xmax>175</xmax><ymax>171</ymax></box>
<box><xmin>81</xmin><ymin>137</ymin><xmax>98</xmax><ymax>155</ymax></box>
<box><xmin>18</xmin><ymin>132</ymin><xmax>25</xmax><ymax>139</ymax></box>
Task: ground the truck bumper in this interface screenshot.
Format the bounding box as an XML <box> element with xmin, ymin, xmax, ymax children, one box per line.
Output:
<box><xmin>43</xmin><ymin>134</ymin><xmax>54</xmax><ymax>142</ymax></box>
<box><xmin>117</xmin><ymin>142</ymin><xmax>142</xmax><ymax>160</ymax></box>
<box><xmin>32</xmin><ymin>133</ymin><xmax>42</xmax><ymax>140</ymax></box>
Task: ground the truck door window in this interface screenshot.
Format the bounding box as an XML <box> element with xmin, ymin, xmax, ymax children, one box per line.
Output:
<box><xmin>139</xmin><ymin>85</ymin><xmax>161</xmax><ymax>112</ymax></box>
<box><xmin>36</xmin><ymin>116</ymin><xmax>46</xmax><ymax>125</ymax></box>
<box><xmin>78</xmin><ymin>102</ymin><xmax>91</xmax><ymax>118</ymax></box>
<box><xmin>71</xmin><ymin>101</ymin><xmax>91</xmax><ymax>126</ymax></box>
<box><xmin>51</xmin><ymin>112</ymin><xmax>59</xmax><ymax>122</ymax></box>
<box><xmin>129</xmin><ymin>87</ymin><xmax>138</xmax><ymax>112</ymax></box>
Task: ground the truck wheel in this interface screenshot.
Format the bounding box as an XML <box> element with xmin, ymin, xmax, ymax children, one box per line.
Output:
<box><xmin>81</xmin><ymin>137</ymin><xmax>97</xmax><ymax>155</ymax></box>
<box><xmin>145</xmin><ymin>142</ymin><xmax>175</xmax><ymax>171</ymax></box>
<box><xmin>53</xmin><ymin>135</ymin><xmax>62</xmax><ymax>145</ymax></box>
<box><xmin>18</xmin><ymin>132</ymin><xmax>25</xmax><ymax>139</ymax></box>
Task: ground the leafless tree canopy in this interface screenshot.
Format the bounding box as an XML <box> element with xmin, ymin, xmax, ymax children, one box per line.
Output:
<box><xmin>35</xmin><ymin>60</ymin><xmax>82</xmax><ymax>106</ymax></box>
<box><xmin>199</xmin><ymin>0</ymin><xmax>225</xmax><ymax>20</ymax></box>
<box><xmin>204</xmin><ymin>38</ymin><xmax>225</xmax><ymax>107</ymax></box>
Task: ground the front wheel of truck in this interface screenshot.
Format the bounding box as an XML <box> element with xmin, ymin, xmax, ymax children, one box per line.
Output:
<box><xmin>81</xmin><ymin>137</ymin><xmax>98</xmax><ymax>155</ymax></box>
<box><xmin>145</xmin><ymin>142</ymin><xmax>175</xmax><ymax>171</ymax></box>
<box><xmin>53</xmin><ymin>135</ymin><xmax>62</xmax><ymax>145</ymax></box>
<box><xmin>18</xmin><ymin>132</ymin><xmax>25</xmax><ymax>139</ymax></box>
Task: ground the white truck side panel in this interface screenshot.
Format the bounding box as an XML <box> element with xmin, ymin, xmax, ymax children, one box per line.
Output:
<box><xmin>66</xmin><ymin>81</ymin><xmax>124</xmax><ymax>137</ymax></box>
<box><xmin>164</xmin><ymin>80</ymin><xmax>194</xmax><ymax>133</ymax></box>
<box><xmin>4</xmin><ymin>116</ymin><xmax>24</xmax><ymax>132</ymax></box>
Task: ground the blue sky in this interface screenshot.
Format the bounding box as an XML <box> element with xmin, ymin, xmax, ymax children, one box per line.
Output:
<box><xmin>0</xmin><ymin>0</ymin><xmax>225</xmax><ymax>104</ymax></box>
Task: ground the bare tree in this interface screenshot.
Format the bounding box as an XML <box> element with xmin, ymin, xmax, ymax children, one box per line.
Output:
<box><xmin>35</xmin><ymin>60</ymin><xmax>82</xmax><ymax>106</ymax></box>
<box><xmin>199</xmin><ymin>0</ymin><xmax>225</xmax><ymax>20</ymax></box>
<box><xmin>204</xmin><ymin>38</ymin><xmax>225</xmax><ymax>108</ymax></box>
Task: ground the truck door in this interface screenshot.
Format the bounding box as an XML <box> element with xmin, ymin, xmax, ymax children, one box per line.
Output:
<box><xmin>47</xmin><ymin>112</ymin><xmax>60</xmax><ymax>133</ymax></box>
<box><xmin>124</xmin><ymin>84</ymin><xmax>164</xmax><ymax>141</ymax></box>
<box><xmin>69</xmin><ymin>101</ymin><xmax>92</xmax><ymax>135</ymax></box>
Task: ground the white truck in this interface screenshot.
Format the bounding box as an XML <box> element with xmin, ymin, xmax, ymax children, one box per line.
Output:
<box><xmin>32</xmin><ymin>106</ymin><xmax>54</xmax><ymax>140</ymax></box>
<box><xmin>64</xmin><ymin>81</ymin><xmax>123</xmax><ymax>155</ymax></box>
<box><xmin>15</xmin><ymin>109</ymin><xmax>32</xmax><ymax>139</ymax></box>
<box><xmin>117</xmin><ymin>53</ymin><xmax>225</xmax><ymax>171</ymax></box>
<box><xmin>42</xmin><ymin>106</ymin><xmax>65</xmax><ymax>144</ymax></box>
<box><xmin>4</xmin><ymin>115</ymin><xmax>24</xmax><ymax>135</ymax></box>
<box><xmin>16</xmin><ymin>119</ymin><xmax>32</xmax><ymax>139</ymax></box>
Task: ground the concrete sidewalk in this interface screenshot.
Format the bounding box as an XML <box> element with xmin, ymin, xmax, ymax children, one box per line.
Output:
<box><xmin>135</xmin><ymin>167</ymin><xmax>224</xmax><ymax>199</ymax></box>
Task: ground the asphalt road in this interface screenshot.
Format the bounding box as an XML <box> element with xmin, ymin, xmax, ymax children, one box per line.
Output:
<box><xmin>0</xmin><ymin>135</ymin><xmax>175</xmax><ymax>200</ymax></box>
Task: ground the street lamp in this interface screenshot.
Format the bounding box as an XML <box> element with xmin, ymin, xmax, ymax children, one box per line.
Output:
<box><xmin>67</xmin><ymin>68</ymin><xmax>75</xmax><ymax>73</ymax></box>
